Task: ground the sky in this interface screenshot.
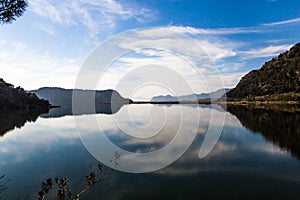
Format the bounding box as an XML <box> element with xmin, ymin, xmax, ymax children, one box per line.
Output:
<box><xmin>0</xmin><ymin>0</ymin><xmax>300</xmax><ymax>99</ymax></box>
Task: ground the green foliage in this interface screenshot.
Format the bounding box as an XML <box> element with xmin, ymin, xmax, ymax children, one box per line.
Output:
<box><xmin>0</xmin><ymin>0</ymin><xmax>28</xmax><ymax>24</ymax></box>
<box><xmin>227</xmin><ymin>42</ymin><xmax>300</xmax><ymax>100</ymax></box>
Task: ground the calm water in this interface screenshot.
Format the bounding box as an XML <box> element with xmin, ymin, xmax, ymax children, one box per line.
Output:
<box><xmin>1</xmin><ymin>104</ymin><xmax>300</xmax><ymax>199</ymax></box>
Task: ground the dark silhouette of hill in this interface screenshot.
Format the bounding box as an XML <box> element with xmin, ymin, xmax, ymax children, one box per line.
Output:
<box><xmin>151</xmin><ymin>88</ymin><xmax>230</xmax><ymax>102</ymax></box>
<box><xmin>227</xmin><ymin>105</ymin><xmax>300</xmax><ymax>159</ymax></box>
<box><xmin>227</xmin><ymin>43</ymin><xmax>300</xmax><ymax>100</ymax></box>
<box><xmin>0</xmin><ymin>78</ymin><xmax>49</xmax><ymax>111</ymax></box>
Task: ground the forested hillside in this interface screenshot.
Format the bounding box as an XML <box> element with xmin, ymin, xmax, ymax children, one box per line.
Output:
<box><xmin>227</xmin><ymin>43</ymin><xmax>300</xmax><ymax>100</ymax></box>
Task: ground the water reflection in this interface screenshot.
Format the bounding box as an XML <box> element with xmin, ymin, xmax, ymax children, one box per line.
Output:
<box><xmin>227</xmin><ymin>105</ymin><xmax>300</xmax><ymax>159</ymax></box>
<box><xmin>0</xmin><ymin>109</ymin><xmax>45</xmax><ymax>136</ymax></box>
<box><xmin>0</xmin><ymin>104</ymin><xmax>300</xmax><ymax>199</ymax></box>
<box><xmin>0</xmin><ymin>175</ymin><xmax>9</xmax><ymax>199</ymax></box>
<box><xmin>41</xmin><ymin>104</ymin><xmax>124</xmax><ymax>118</ymax></box>
<box><xmin>0</xmin><ymin>104</ymin><xmax>125</xmax><ymax>137</ymax></box>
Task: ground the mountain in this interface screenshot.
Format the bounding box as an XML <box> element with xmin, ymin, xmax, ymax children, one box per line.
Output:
<box><xmin>0</xmin><ymin>78</ymin><xmax>50</xmax><ymax>111</ymax></box>
<box><xmin>227</xmin><ymin>42</ymin><xmax>300</xmax><ymax>100</ymax></box>
<box><xmin>151</xmin><ymin>88</ymin><xmax>230</xmax><ymax>102</ymax></box>
<box><xmin>31</xmin><ymin>87</ymin><xmax>132</xmax><ymax>117</ymax></box>
<box><xmin>31</xmin><ymin>87</ymin><xmax>132</xmax><ymax>107</ymax></box>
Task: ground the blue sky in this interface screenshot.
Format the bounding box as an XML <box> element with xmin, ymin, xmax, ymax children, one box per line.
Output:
<box><xmin>0</xmin><ymin>0</ymin><xmax>300</xmax><ymax>99</ymax></box>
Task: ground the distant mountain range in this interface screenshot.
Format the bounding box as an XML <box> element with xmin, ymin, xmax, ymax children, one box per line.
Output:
<box><xmin>151</xmin><ymin>88</ymin><xmax>230</xmax><ymax>102</ymax></box>
<box><xmin>227</xmin><ymin>42</ymin><xmax>300</xmax><ymax>100</ymax></box>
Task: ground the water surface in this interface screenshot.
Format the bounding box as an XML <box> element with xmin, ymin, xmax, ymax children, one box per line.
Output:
<box><xmin>0</xmin><ymin>104</ymin><xmax>300</xmax><ymax>199</ymax></box>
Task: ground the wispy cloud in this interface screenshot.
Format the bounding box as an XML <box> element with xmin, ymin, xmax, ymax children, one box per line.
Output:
<box><xmin>36</xmin><ymin>22</ymin><xmax>56</xmax><ymax>35</ymax></box>
<box><xmin>262</xmin><ymin>17</ymin><xmax>300</xmax><ymax>26</ymax></box>
<box><xmin>88</xmin><ymin>27</ymin><xmax>239</xmax><ymax>97</ymax></box>
<box><xmin>0</xmin><ymin>40</ymin><xmax>81</xmax><ymax>90</ymax></box>
<box><xmin>169</xmin><ymin>25</ymin><xmax>263</xmax><ymax>35</ymax></box>
<box><xmin>117</xmin><ymin>27</ymin><xmax>239</xmax><ymax>62</ymax></box>
<box><xmin>241</xmin><ymin>44</ymin><xmax>292</xmax><ymax>58</ymax></box>
<box><xmin>29</xmin><ymin>0</ymin><xmax>156</xmax><ymax>38</ymax></box>
<box><xmin>169</xmin><ymin>25</ymin><xmax>296</xmax><ymax>62</ymax></box>
<box><xmin>29</xmin><ymin>0</ymin><xmax>72</xmax><ymax>24</ymax></box>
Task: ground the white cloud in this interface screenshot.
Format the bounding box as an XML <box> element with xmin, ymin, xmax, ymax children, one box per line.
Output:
<box><xmin>36</xmin><ymin>22</ymin><xmax>56</xmax><ymax>35</ymax></box>
<box><xmin>118</xmin><ymin>27</ymin><xmax>238</xmax><ymax>62</ymax></box>
<box><xmin>2</xmin><ymin>24</ymin><xmax>292</xmax><ymax>93</ymax></box>
<box><xmin>89</xmin><ymin>27</ymin><xmax>236</xmax><ymax>97</ymax></box>
<box><xmin>196</xmin><ymin>40</ymin><xmax>237</xmax><ymax>60</ymax></box>
<box><xmin>29</xmin><ymin>0</ymin><xmax>72</xmax><ymax>24</ymax></box>
<box><xmin>29</xmin><ymin>0</ymin><xmax>156</xmax><ymax>38</ymax></box>
<box><xmin>169</xmin><ymin>25</ymin><xmax>263</xmax><ymax>35</ymax></box>
<box><xmin>219</xmin><ymin>72</ymin><xmax>248</xmax><ymax>89</ymax></box>
<box><xmin>262</xmin><ymin>17</ymin><xmax>300</xmax><ymax>26</ymax></box>
<box><xmin>73</xmin><ymin>27</ymin><xmax>246</xmax><ymax>97</ymax></box>
<box><xmin>217</xmin><ymin>62</ymin><xmax>245</xmax><ymax>73</ymax></box>
<box><xmin>0</xmin><ymin>40</ymin><xmax>81</xmax><ymax>90</ymax></box>
<box><xmin>241</xmin><ymin>44</ymin><xmax>292</xmax><ymax>58</ymax></box>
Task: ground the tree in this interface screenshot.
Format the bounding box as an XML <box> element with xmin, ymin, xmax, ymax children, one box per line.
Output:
<box><xmin>0</xmin><ymin>0</ymin><xmax>28</xmax><ymax>24</ymax></box>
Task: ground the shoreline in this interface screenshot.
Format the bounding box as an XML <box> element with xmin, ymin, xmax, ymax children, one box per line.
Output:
<box><xmin>98</xmin><ymin>100</ymin><xmax>299</xmax><ymax>105</ymax></box>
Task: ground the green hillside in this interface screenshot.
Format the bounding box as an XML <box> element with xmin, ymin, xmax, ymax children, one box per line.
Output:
<box><xmin>227</xmin><ymin>42</ymin><xmax>300</xmax><ymax>101</ymax></box>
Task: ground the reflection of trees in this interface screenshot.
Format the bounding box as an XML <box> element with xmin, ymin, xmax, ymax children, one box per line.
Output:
<box><xmin>0</xmin><ymin>109</ymin><xmax>46</xmax><ymax>136</ymax></box>
<box><xmin>39</xmin><ymin>152</ymin><xmax>120</xmax><ymax>200</ymax></box>
<box><xmin>0</xmin><ymin>175</ymin><xmax>10</xmax><ymax>200</ymax></box>
<box><xmin>227</xmin><ymin>105</ymin><xmax>300</xmax><ymax>159</ymax></box>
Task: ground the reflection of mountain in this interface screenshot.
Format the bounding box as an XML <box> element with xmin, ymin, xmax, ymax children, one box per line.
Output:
<box><xmin>40</xmin><ymin>104</ymin><xmax>124</xmax><ymax>118</ymax></box>
<box><xmin>41</xmin><ymin>103</ymin><xmax>225</xmax><ymax>118</ymax></box>
<box><xmin>0</xmin><ymin>109</ymin><xmax>46</xmax><ymax>136</ymax></box>
<box><xmin>154</xmin><ymin>103</ymin><xmax>225</xmax><ymax>112</ymax></box>
<box><xmin>227</xmin><ymin>105</ymin><xmax>300</xmax><ymax>159</ymax></box>
<box><xmin>151</xmin><ymin>88</ymin><xmax>230</xmax><ymax>101</ymax></box>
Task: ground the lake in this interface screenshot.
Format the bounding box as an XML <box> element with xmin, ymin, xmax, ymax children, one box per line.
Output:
<box><xmin>0</xmin><ymin>104</ymin><xmax>300</xmax><ymax>199</ymax></box>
